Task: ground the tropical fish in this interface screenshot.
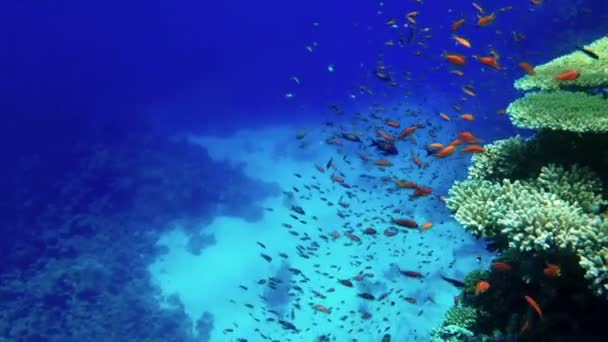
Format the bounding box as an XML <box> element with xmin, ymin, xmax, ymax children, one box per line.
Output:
<box><xmin>451</xmin><ymin>19</ymin><xmax>465</xmax><ymax>31</ymax></box>
<box><xmin>543</xmin><ymin>264</ymin><xmax>561</xmax><ymax>278</ymax></box>
<box><xmin>445</xmin><ymin>53</ymin><xmax>466</xmax><ymax>66</ymax></box>
<box><xmin>461</xmin><ymin>145</ymin><xmax>485</xmax><ymax>153</ymax></box>
<box><xmin>475</xmin><ymin>280</ymin><xmax>490</xmax><ymax>294</ymax></box>
<box><xmin>491</xmin><ymin>262</ymin><xmax>512</xmax><ymax>272</ymax></box>
<box><xmin>524</xmin><ymin>295</ymin><xmax>544</xmax><ymax>320</ymax></box>
<box><xmin>400</xmin><ymin>270</ymin><xmax>424</xmax><ymax>278</ymax></box>
<box><xmin>370</xmin><ymin>139</ymin><xmax>399</xmax><ymax>155</ymax></box>
<box><xmin>313</xmin><ymin>304</ymin><xmax>331</xmax><ymax>314</ymax></box>
<box><xmin>477</xmin><ymin>13</ymin><xmax>495</xmax><ymax>26</ymax></box>
<box><xmin>434</xmin><ymin>145</ymin><xmax>456</xmax><ymax>158</ymax></box>
<box><xmin>393</xmin><ymin>218</ymin><xmax>418</xmax><ymax>228</ymax></box>
<box><xmin>358</xmin><ymin>292</ymin><xmax>375</xmax><ymax>300</ymax></box>
<box><xmin>518</xmin><ymin>62</ymin><xmax>536</xmax><ymax>75</ymax></box>
<box><xmin>341</xmin><ymin>133</ymin><xmax>362</xmax><ymax>142</ymax></box>
<box><xmin>555</xmin><ymin>70</ymin><xmax>580</xmax><ymax>81</ymax></box>
<box><xmin>576</xmin><ymin>46</ymin><xmax>600</xmax><ymax>60</ymax></box>
<box><xmin>453</xmin><ymin>35</ymin><xmax>471</xmax><ymax>48</ymax></box>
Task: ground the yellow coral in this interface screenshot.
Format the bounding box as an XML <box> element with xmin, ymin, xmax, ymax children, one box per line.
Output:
<box><xmin>507</xmin><ymin>91</ymin><xmax>608</xmax><ymax>132</ymax></box>
<box><xmin>514</xmin><ymin>36</ymin><xmax>608</xmax><ymax>91</ymax></box>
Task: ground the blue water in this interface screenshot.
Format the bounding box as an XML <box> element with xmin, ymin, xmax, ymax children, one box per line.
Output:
<box><xmin>2</xmin><ymin>0</ymin><xmax>608</xmax><ymax>341</ymax></box>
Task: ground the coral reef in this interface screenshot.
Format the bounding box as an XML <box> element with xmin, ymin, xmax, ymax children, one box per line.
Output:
<box><xmin>430</xmin><ymin>306</ymin><xmax>477</xmax><ymax>342</ymax></box>
<box><xmin>439</xmin><ymin>35</ymin><xmax>608</xmax><ymax>341</ymax></box>
<box><xmin>514</xmin><ymin>36</ymin><xmax>608</xmax><ymax>91</ymax></box>
<box><xmin>508</xmin><ymin>91</ymin><xmax>608</xmax><ymax>133</ymax></box>
<box><xmin>508</xmin><ymin>36</ymin><xmax>608</xmax><ymax>133</ymax></box>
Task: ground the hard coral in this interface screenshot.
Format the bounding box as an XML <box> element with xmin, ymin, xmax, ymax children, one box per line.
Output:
<box><xmin>507</xmin><ymin>91</ymin><xmax>608</xmax><ymax>133</ymax></box>
<box><xmin>514</xmin><ymin>36</ymin><xmax>608</xmax><ymax>91</ymax></box>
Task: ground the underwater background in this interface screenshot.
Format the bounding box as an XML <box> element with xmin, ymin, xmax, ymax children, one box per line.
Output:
<box><xmin>3</xmin><ymin>0</ymin><xmax>608</xmax><ymax>341</ymax></box>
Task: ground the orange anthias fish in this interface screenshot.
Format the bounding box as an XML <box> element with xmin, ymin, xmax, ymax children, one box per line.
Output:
<box><xmin>434</xmin><ymin>145</ymin><xmax>456</xmax><ymax>158</ymax></box>
<box><xmin>412</xmin><ymin>153</ymin><xmax>423</xmax><ymax>168</ymax></box>
<box><xmin>460</xmin><ymin>114</ymin><xmax>475</xmax><ymax>121</ymax></box>
<box><xmin>458</xmin><ymin>131</ymin><xmax>479</xmax><ymax>143</ymax></box>
<box><xmin>453</xmin><ymin>35</ymin><xmax>471</xmax><ymax>48</ymax></box>
<box><xmin>524</xmin><ymin>295</ymin><xmax>544</xmax><ymax>320</ymax></box>
<box><xmin>555</xmin><ymin>70</ymin><xmax>580</xmax><ymax>81</ymax></box>
<box><xmin>375</xmin><ymin>159</ymin><xmax>393</xmax><ymax>167</ymax></box>
<box><xmin>491</xmin><ymin>261</ymin><xmax>512</xmax><ymax>272</ymax></box>
<box><xmin>398</xmin><ymin>125</ymin><xmax>422</xmax><ymax>139</ymax></box>
<box><xmin>474</xmin><ymin>55</ymin><xmax>502</xmax><ymax>69</ymax></box>
<box><xmin>386</xmin><ymin>120</ymin><xmax>400</xmax><ymax>128</ymax></box>
<box><xmin>518</xmin><ymin>62</ymin><xmax>536</xmax><ymax>75</ymax></box>
<box><xmin>543</xmin><ymin>264</ymin><xmax>561</xmax><ymax>278</ymax></box>
<box><xmin>313</xmin><ymin>304</ymin><xmax>332</xmax><ymax>314</ymax></box>
<box><xmin>445</xmin><ymin>54</ymin><xmax>466</xmax><ymax>66</ymax></box>
<box><xmin>377</xmin><ymin>129</ymin><xmax>395</xmax><ymax>141</ymax></box>
<box><xmin>461</xmin><ymin>145</ymin><xmax>485</xmax><ymax>153</ymax></box>
<box><xmin>477</xmin><ymin>13</ymin><xmax>495</xmax><ymax>27</ymax></box>
<box><xmin>420</xmin><ymin>222</ymin><xmax>433</xmax><ymax>231</ymax></box>
<box><xmin>475</xmin><ymin>280</ymin><xmax>490</xmax><ymax>295</ymax></box>
<box><xmin>451</xmin><ymin>19</ymin><xmax>465</xmax><ymax>31</ymax></box>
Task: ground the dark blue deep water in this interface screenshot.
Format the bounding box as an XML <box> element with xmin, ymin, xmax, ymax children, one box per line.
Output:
<box><xmin>2</xmin><ymin>0</ymin><xmax>608</xmax><ymax>341</ymax></box>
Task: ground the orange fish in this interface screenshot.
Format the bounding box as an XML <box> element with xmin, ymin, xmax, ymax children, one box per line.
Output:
<box><xmin>377</xmin><ymin>129</ymin><xmax>395</xmax><ymax>141</ymax></box>
<box><xmin>315</xmin><ymin>164</ymin><xmax>325</xmax><ymax>173</ymax></box>
<box><xmin>439</xmin><ymin>113</ymin><xmax>451</xmax><ymax>121</ymax></box>
<box><xmin>453</xmin><ymin>35</ymin><xmax>471</xmax><ymax>48</ymax></box>
<box><xmin>331</xmin><ymin>174</ymin><xmax>345</xmax><ymax>183</ymax></box>
<box><xmin>375</xmin><ymin>159</ymin><xmax>393</xmax><ymax>167</ymax></box>
<box><xmin>543</xmin><ymin>264</ymin><xmax>561</xmax><ymax>278</ymax></box>
<box><xmin>461</xmin><ymin>145</ymin><xmax>485</xmax><ymax>153</ymax></box>
<box><xmin>428</xmin><ymin>142</ymin><xmax>444</xmax><ymax>149</ymax></box>
<box><xmin>451</xmin><ymin>19</ymin><xmax>465</xmax><ymax>31</ymax></box>
<box><xmin>420</xmin><ymin>222</ymin><xmax>433</xmax><ymax>231</ymax></box>
<box><xmin>398</xmin><ymin>125</ymin><xmax>420</xmax><ymax>139</ymax></box>
<box><xmin>395</xmin><ymin>180</ymin><xmax>419</xmax><ymax>189</ymax></box>
<box><xmin>491</xmin><ymin>262</ymin><xmax>512</xmax><ymax>272</ymax></box>
<box><xmin>448</xmin><ymin>138</ymin><xmax>464</xmax><ymax>146</ymax></box>
<box><xmin>475</xmin><ymin>280</ymin><xmax>490</xmax><ymax>295</ymax></box>
<box><xmin>474</xmin><ymin>55</ymin><xmax>502</xmax><ymax>69</ymax></box>
<box><xmin>435</xmin><ymin>145</ymin><xmax>456</xmax><ymax>158</ymax></box>
<box><xmin>524</xmin><ymin>295</ymin><xmax>544</xmax><ymax>320</ymax></box>
<box><xmin>555</xmin><ymin>70</ymin><xmax>580</xmax><ymax>81</ymax></box>
<box><xmin>458</xmin><ymin>131</ymin><xmax>479</xmax><ymax>143</ymax></box>
<box><xmin>460</xmin><ymin>114</ymin><xmax>475</xmax><ymax>121</ymax></box>
<box><xmin>412</xmin><ymin>154</ymin><xmax>423</xmax><ymax>168</ymax></box>
<box><xmin>450</xmin><ymin>70</ymin><xmax>465</xmax><ymax>76</ymax></box>
<box><xmin>313</xmin><ymin>304</ymin><xmax>332</xmax><ymax>314</ymax></box>
<box><xmin>386</xmin><ymin>120</ymin><xmax>400</xmax><ymax>128</ymax></box>
<box><xmin>445</xmin><ymin>53</ymin><xmax>466</xmax><ymax>66</ymax></box>
<box><xmin>530</xmin><ymin>0</ymin><xmax>543</xmax><ymax>6</ymax></box>
<box><xmin>477</xmin><ymin>13</ymin><xmax>495</xmax><ymax>27</ymax></box>
<box><xmin>412</xmin><ymin>186</ymin><xmax>432</xmax><ymax>197</ymax></box>
<box><xmin>518</xmin><ymin>62</ymin><xmax>536</xmax><ymax>75</ymax></box>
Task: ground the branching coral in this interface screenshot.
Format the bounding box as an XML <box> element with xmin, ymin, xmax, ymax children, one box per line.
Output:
<box><xmin>507</xmin><ymin>91</ymin><xmax>608</xmax><ymax>133</ymax></box>
<box><xmin>431</xmin><ymin>306</ymin><xmax>478</xmax><ymax>342</ymax></box>
<box><xmin>467</xmin><ymin>136</ymin><xmax>535</xmax><ymax>181</ymax></box>
<box><xmin>514</xmin><ymin>36</ymin><xmax>608</xmax><ymax>91</ymax></box>
<box><xmin>448</xmin><ymin>164</ymin><xmax>608</xmax><ymax>297</ymax></box>
<box><xmin>508</xmin><ymin>36</ymin><xmax>608</xmax><ymax>133</ymax></box>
